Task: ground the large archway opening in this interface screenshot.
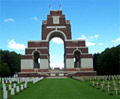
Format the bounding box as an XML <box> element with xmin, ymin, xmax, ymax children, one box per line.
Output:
<box><xmin>33</xmin><ymin>51</ymin><xmax>40</xmax><ymax>69</ymax></box>
<box><xmin>49</xmin><ymin>37</ymin><xmax>64</xmax><ymax>70</ymax></box>
<box><xmin>47</xmin><ymin>31</ymin><xmax>66</xmax><ymax>70</ymax></box>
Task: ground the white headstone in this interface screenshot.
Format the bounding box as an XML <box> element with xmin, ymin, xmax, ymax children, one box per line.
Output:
<box><xmin>3</xmin><ymin>84</ymin><xmax>6</xmax><ymax>92</ymax></box>
<box><xmin>21</xmin><ymin>84</ymin><xmax>24</xmax><ymax>90</ymax></box>
<box><xmin>13</xmin><ymin>83</ymin><xmax>16</xmax><ymax>88</ymax></box>
<box><xmin>9</xmin><ymin>80</ymin><xmax>12</xmax><ymax>84</ymax></box>
<box><xmin>2</xmin><ymin>79</ymin><xmax>4</xmax><ymax>84</ymax></box>
<box><xmin>17</xmin><ymin>80</ymin><xmax>20</xmax><ymax>84</ymax></box>
<box><xmin>5</xmin><ymin>80</ymin><xmax>8</xmax><ymax>83</ymax></box>
<box><xmin>24</xmin><ymin>83</ymin><xmax>27</xmax><ymax>88</ymax></box>
<box><xmin>3</xmin><ymin>90</ymin><xmax>8</xmax><ymax>99</ymax></box>
<box><xmin>11</xmin><ymin>88</ymin><xmax>15</xmax><ymax>95</ymax></box>
<box><xmin>8</xmin><ymin>84</ymin><xmax>12</xmax><ymax>90</ymax></box>
<box><xmin>16</xmin><ymin>86</ymin><xmax>20</xmax><ymax>93</ymax></box>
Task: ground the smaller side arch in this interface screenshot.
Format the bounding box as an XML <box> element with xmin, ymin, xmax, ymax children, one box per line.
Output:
<box><xmin>73</xmin><ymin>49</ymin><xmax>81</xmax><ymax>68</ymax></box>
<box><xmin>32</xmin><ymin>50</ymin><xmax>41</xmax><ymax>69</ymax></box>
<box><xmin>73</xmin><ymin>49</ymin><xmax>82</xmax><ymax>54</ymax></box>
<box><xmin>32</xmin><ymin>49</ymin><xmax>41</xmax><ymax>56</ymax></box>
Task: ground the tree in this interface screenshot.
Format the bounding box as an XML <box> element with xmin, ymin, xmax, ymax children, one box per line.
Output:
<box><xmin>96</xmin><ymin>45</ymin><xmax>120</xmax><ymax>75</ymax></box>
<box><xmin>0</xmin><ymin>50</ymin><xmax>21</xmax><ymax>77</ymax></box>
<box><xmin>93</xmin><ymin>53</ymin><xmax>100</xmax><ymax>71</ymax></box>
<box><xmin>0</xmin><ymin>62</ymin><xmax>10</xmax><ymax>77</ymax></box>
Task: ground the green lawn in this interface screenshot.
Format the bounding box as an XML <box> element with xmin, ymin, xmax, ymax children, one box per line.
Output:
<box><xmin>10</xmin><ymin>78</ymin><xmax>119</xmax><ymax>99</ymax></box>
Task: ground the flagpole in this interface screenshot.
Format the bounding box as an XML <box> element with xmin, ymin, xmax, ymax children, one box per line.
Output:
<box><xmin>49</xmin><ymin>4</ymin><xmax>52</xmax><ymax>10</ymax></box>
<box><xmin>59</xmin><ymin>4</ymin><xmax>62</xmax><ymax>10</ymax></box>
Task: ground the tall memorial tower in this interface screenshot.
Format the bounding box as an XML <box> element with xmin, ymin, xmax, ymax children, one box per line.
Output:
<box><xmin>19</xmin><ymin>10</ymin><xmax>96</xmax><ymax>77</ymax></box>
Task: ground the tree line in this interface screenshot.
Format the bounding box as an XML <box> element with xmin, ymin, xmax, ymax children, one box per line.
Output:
<box><xmin>0</xmin><ymin>50</ymin><xmax>20</xmax><ymax>77</ymax></box>
<box><xmin>93</xmin><ymin>45</ymin><xmax>120</xmax><ymax>75</ymax></box>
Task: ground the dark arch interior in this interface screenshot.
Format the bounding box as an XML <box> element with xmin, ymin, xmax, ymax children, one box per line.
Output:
<box><xmin>33</xmin><ymin>51</ymin><xmax>40</xmax><ymax>68</ymax></box>
<box><xmin>74</xmin><ymin>51</ymin><xmax>81</xmax><ymax>68</ymax></box>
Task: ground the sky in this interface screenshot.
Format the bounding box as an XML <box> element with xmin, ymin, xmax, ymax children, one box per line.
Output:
<box><xmin>0</xmin><ymin>0</ymin><xmax>120</xmax><ymax>69</ymax></box>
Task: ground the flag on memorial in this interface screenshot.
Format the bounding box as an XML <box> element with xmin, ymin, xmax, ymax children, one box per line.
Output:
<box><xmin>59</xmin><ymin>4</ymin><xmax>61</xmax><ymax>8</ymax></box>
<box><xmin>49</xmin><ymin>4</ymin><xmax>51</xmax><ymax>8</ymax></box>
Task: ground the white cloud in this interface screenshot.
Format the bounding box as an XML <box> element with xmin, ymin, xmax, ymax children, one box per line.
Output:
<box><xmin>112</xmin><ymin>37</ymin><xmax>120</xmax><ymax>44</ymax></box>
<box><xmin>94</xmin><ymin>34</ymin><xmax>99</xmax><ymax>38</ymax></box>
<box><xmin>32</xmin><ymin>16</ymin><xmax>39</xmax><ymax>21</ymax></box>
<box><xmin>86</xmin><ymin>41</ymin><xmax>95</xmax><ymax>46</ymax></box>
<box><xmin>8</xmin><ymin>39</ymin><xmax>26</xmax><ymax>50</ymax></box>
<box><xmin>4</xmin><ymin>18</ymin><xmax>15</xmax><ymax>22</ymax></box>
<box><xmin>89</xmin><ymin>34</ymin><xmax>99</xmax><ymax>39</ymax></box>
<box><xmin>78</xmin><ymin>34</ymin><xmax>99</xmax><ymax>41</ymax></box>
<box><xmin>52</xmin><ymin>37</ymin><xmax>63</xmax><ymax>44</ymax></box>
<box><xmin>78</xmin><ymin>35</ymin><xmax>95</xmax><ymax>46</ymax></box>
<box><xmin>77</xmin><ymin>34</ymin><xmax>100</xmax><ymax>46</ymax></box>
<box><xmin>98</xmin><ymin>43</ymin><xmax>103</xmax><ymax>45</ymax></box>
<box><xmin>77</xmin><ymin>35</ymin><xmax>86</xmax><ymax>40</ymax></box>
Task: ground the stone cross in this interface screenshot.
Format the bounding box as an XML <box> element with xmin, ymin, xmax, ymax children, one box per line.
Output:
<box><xmin>107</xmin><ymin>82</ymin><xmax>110</xmax><ymax>85</ymax></box>
<box><xmin>102</xmin><ymin>81</ymin><xmax>105</xmax><ymax>84</ymax></box>
<box><xmin>114</xmin><ymin>87</ymin><xmax>119</xmax><ymax>95</ymax></box>
<box><xmin>92</xmin><ymin>81</ymin><xmax>95</xmax><ymax>86</ymax></box>
<box><xmin>100</xmin><ymin>83</ymin><xmax>104</xmax><ymax>89</ymax></box>
<box><xmin>96</xmin><ymin>82</ymin><xmax>99</xmax><ymax>88</ymax></box>
<box><xmin>113</xmin><ymin>82</ymin><xmax>116</xmax><ymax>87</ymax></box>
<box><xmin>106</xmin><ymin>85</ymin><xmax>110</xmax><ymax>92</ymax></box>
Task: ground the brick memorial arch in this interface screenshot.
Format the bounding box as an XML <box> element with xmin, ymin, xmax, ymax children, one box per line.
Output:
<box><xmin>19</xmin><ymin>10</ymin><xmax>96</xmax><ymax>77</ymax></box>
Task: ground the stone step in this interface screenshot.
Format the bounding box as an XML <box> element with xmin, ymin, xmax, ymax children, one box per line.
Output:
<box><xmin>46</xmin><ymin>76</ymin><xmax>68</xmax><ymax>79</ymax></box>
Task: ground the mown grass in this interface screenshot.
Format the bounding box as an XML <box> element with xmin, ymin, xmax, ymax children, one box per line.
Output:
<box><xmin>11</xmin><ymin>78</ymin><xmax>119</xmax><ymax>99</ymax></box>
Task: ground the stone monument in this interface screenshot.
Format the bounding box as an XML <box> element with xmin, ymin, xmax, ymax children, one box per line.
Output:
<box><xmin>19</xmin><ymin>10</ymin><xmax>96</xmax><ymax>77</ymax></box>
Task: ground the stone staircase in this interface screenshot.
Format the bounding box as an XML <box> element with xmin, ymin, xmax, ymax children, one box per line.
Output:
<box><xmin>49</xmin><ymin>70</ymin><xmax>67</xmax><ymax>77</ymax></box>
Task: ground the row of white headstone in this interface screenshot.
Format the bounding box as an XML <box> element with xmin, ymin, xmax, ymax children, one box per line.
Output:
<box><xmin>1</xmin><ymin>77</ymin><xmax>33</xmax><ymax>84</ymax></box>
<box><xmin>2</xmin><ymin>82</ymin><xmax>27</xmax><ymax>98</ymax></box>
<box><xmin>73</xmin><ymin>75</ymin><xmax>120</xmax><ymax>82</ymax></box>
<box><xmin>91</xmin><ymin>75</ymin><xmax>120</xmax><ymax>81</ymax></box>
<box><xmin>73</xmin><ymin>75</ymin><xmax>120</xmax><ymax>95</ymax></box>
<box><xmin>1</xmin><ymin>77</ymin><xmax>44</xmax><ymax>99</ymax></box>
<box><xmin>33</xmin><ymin>77</ymin><xmax>44</xmax><ymax>84</ymax></box>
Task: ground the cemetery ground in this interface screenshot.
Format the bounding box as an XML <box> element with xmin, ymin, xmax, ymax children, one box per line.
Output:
<box><xmin>1</xmin><ymin>77</ymin><xmax>120</xmax><ymax>99</ymax></box>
